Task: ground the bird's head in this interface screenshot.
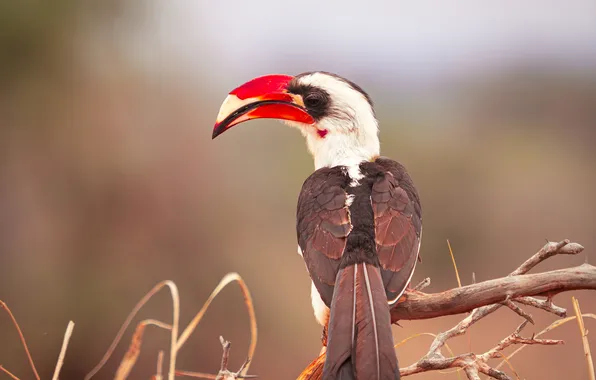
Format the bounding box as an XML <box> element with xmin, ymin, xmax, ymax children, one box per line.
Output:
<box><xmin>213</xmin><ymin>72</ymin><xmax>380</xmax><ymax>169</ymax></box>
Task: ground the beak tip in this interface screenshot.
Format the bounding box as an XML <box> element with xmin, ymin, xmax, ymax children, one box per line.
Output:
<box><xmin>212</xmin><ymin>124</ymin><xmax>224</xmax><ymax>139</ymax></box>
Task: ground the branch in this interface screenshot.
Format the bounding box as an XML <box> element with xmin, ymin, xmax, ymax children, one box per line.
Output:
<box><xmin>298</xmin><ymin>240</ymin><xmax>595</xmax><ymax>380</ymax></box>
<box><xmin>391</xmin><ymin>241</ymin><xmax>590</xmax><ymax>321</ymax></box>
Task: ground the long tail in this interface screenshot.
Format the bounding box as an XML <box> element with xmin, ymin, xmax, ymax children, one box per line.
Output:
<box><xmin>322</xmin><ymin>263</ymin><xmax>399</xmax><ymax>380</ymax></box>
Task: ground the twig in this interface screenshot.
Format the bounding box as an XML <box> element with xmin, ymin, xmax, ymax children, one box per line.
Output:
<box><xmin>572</xmin><ymin>297</ymin><xmax>595</xmax><ymax>380</ymax></box>
<box><xmin>51</xmin><ymin>321</ymin><xmax>75</xmax><ymax>380</ymax></box>
<box><xmin>176</xmin><ymin>337</ymin><xmax>256</xmax><ymax>380</ymax></box>
<box><xmin>400</xmin><ymin>320</ymin><xmax>563</xmax><ymax>379</ymax></box>
<box><xmin>514</xmin><ymin>296</ymin><xmax>567</xmax><ymax>317</ymax></box>
<box><xmin>413</xmin><ymin>277</ymin><xmax>431</xmax><ymax>291</ymax></box>
<box><xmin>496</xmin><ymin>313</ymin><xmax>596</xmax><ymax>370</ymax></box>
<box><xmin>479</xmin><ymin>321</ymin><xmax>563</xmax><ymax>362</ymax></box>
<box><xmin>512</xmin><ymin>240</ymin><xmax>581</xmax><ymax>275</ymax></box>
<box><xmin>0</xmin><ymin>301</ymin><xmax>41</xmax><ymax>380</ymax></box>
<box><xmin>501</xmin><ymin>298</ymin><xmax>534</xmax><ymax>324</ymax></box>
<box><xmin>218</xmin><ymin>336</ymin><xmax>232</xmax><ymax>378</ymax></box>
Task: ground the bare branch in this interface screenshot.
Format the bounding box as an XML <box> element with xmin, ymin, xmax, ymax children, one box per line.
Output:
<box><xmin>392</xmin><ymin>240</ymin><xmax>590</xmax><ymax>321</ymax></box>
<box><xmin>395</xmin><ymin>240</ymin><xmax>589</xmax><ymax>379</ymax></box>
<box><xmin>299</xmin><ymin>240</ymin><xmax>595</xmax><ymax>380</ymax></box>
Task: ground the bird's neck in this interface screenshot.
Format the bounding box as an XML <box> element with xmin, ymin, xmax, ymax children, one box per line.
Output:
<box><xmin>307</xmin><ymin>131</ymin><xmax>380</xmax><ymax>175</ymax></box>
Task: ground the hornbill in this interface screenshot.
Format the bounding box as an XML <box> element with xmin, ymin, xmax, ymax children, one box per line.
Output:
<box><xmin>213</xmin><ymin>72</ymin><xmax>422</xmax><ymax>380</ymax></box>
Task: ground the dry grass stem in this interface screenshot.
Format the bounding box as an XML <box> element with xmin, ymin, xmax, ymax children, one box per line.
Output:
<box><xmin>175</xmin><ymin>370</ymin><xmax>218</xmax><ymax>379</ymax></box>
<box><xmin>175</xmin><ymin>273</ymin><xmax>257</xmax><ymax>377</ymax></box>
<box><xmin>447</xmin><ymin>239</ymin><xmax>462</xmax><ymax>287</ymax></box>
<box><xmin>51</xmin><ymin>320</ymin><xmax>75</xmax><ymax>380</ymax></box>
<box><xmin>572</xmin><ymin>297</ymin><xmax>595</xmax><ymax>380</ymax></box>
<box><xmin>84</xmin><ymin>280</ymin><xmax>180</xmax><ymax>380</ymax></box>
<box><xmin>155</xmin><ymin>350</ymin><xmax>165</xmax><ymax>380</ymax></box>
<box><xmin>0</xmin><ymin>365</ymin><xmax>20</xmax><ymax>380</ymax></box>
<box><xmin>83</xmin><ymin>273</ymin><xmax>255</xmax><ymax>380</ymax></box>
<box><xmin>115</xmin><ymin>319</ymin><xmax>173</xmax><ymax>380</ymax></box>
<box><xmin>0</xmin><ymin>301</ymin><xmax>41</xmax><ymax>380</ymax></box>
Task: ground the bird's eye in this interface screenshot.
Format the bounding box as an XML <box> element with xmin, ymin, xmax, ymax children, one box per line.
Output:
<box><xmin>304</xmin><ymin>94</ymin><xmax>323</xmax><ymax>108</ymax></box>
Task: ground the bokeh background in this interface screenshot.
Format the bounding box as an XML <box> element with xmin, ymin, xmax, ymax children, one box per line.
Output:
<box><xmin>1</xmin><ymin>1</ymin><xmax>595</xmax><ymax>379</ymax></box>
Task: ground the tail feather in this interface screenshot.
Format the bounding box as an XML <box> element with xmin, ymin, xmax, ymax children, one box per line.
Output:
<box><xmin>323</xmin><ymin>263</ymin><xmax>399</xmax><ymax>380</ymax></box>
<box><xmin>323</xmin><ymin>265</ymin><xmax>356</xmax><ymax>377</ymax></box>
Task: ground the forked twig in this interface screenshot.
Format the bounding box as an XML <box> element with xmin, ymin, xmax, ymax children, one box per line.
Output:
<box><xmin>175</xmin><ymin>337</ymin><xmax>256</xmax><ymax>379</ymax></box>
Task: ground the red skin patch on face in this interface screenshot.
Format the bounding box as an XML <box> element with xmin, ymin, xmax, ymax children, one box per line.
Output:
<box><xmin>317</xmin><ymin>129</ymin><xmax>328</xmax><ymax>138</ymax></box>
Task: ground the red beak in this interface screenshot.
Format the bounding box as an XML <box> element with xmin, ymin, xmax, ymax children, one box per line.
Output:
<box><xmin>212</xmin><ymin>74</ymin><xmax>315</xmax><ymax>139</ymax></box>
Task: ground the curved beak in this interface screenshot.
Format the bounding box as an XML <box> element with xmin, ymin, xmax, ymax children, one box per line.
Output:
<box><xmin>212</xmin><ymin>74</ymin><xmax>315</xmax><ymax>139</ymax></box>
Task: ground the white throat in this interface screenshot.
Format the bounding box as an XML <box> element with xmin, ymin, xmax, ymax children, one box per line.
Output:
<box><xmin>306</xmin><ymin>131</ymin><xmax>379</xmax><ymax>171</ymax></box>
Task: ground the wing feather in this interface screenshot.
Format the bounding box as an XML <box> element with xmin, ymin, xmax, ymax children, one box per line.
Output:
<box><xmin>297</xmin><ymin>167</ymin><xmax>351</xmax><ymax>306</ymax></box>
<box><xmin>372</xmin><ymin>158</ymin><xmax>422</xmax><ymax>304</ymax></box>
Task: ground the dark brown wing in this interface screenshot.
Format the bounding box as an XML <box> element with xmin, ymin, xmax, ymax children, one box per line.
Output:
<box><xmin>297</xmin><ymin>167</ymin><xmax>351</xmax><ymax>306</ymax></box>
<box><xmin>372</xmin><ymin>157</ymin><xmax>422</xmax><ymax>304</ymax></box>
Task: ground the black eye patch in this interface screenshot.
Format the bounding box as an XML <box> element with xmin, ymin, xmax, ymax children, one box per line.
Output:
<box><xmin>287</xmin><ymin>83</ymin><xmax>330</xmax><ymax>120</ymax></box>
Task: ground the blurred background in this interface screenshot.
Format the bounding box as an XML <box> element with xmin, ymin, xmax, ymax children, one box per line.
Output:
<box><xmin>1</xmin><ymin>1</ymin><xmax>595</xmax><ymax>379</ymax></box>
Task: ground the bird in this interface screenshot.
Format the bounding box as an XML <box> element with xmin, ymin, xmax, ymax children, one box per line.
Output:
<box><xmin>212</xmin><ymin>72</ymin><xmax>422</xmax><ymax>380</ymax></box>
